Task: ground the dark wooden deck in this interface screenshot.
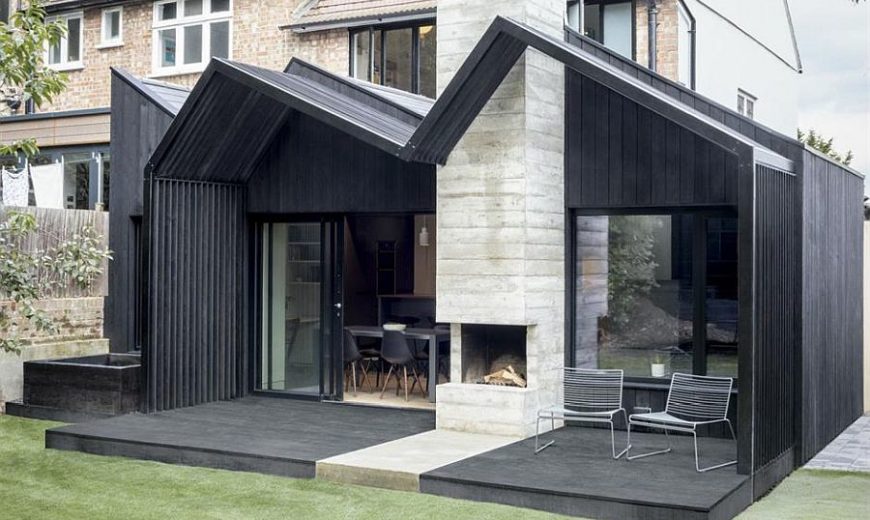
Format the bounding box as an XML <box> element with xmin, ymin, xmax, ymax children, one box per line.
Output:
<box><xmin>46</xmin><ymin>396</ymin><xmax>434</xmax><ymax>478</ymax></box>
<box><xmin>421</xmin><ymin>427</ymin><xmax>751</xmax><ymax>520</ymax></box>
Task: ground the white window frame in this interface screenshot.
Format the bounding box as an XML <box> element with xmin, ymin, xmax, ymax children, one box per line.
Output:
<box><xmin>737</xmin><ymin>89</ymin><xmax>757</xmax><ymax>120</ymax></box>
<box><xmin>98</xmin><ymin>7</ymin><xmax>124</xmax><ymax>48</ymax></box>
<box><xmin>151</xmin><ymin>0</ymin><xmax>233</xmax><ymax>77</ymax></box>
<box><xmin>46</xmin><ymin>11</ymin><xmax>84</xmax><ymax>71</ymax></box>
<box><xmin>676</xmin><ymin>1</ymin><xmax>693</xmax><ymax>88</ymax></box>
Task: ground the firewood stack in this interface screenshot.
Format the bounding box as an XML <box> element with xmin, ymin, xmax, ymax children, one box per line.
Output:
<box><xmin>483</xmin><ymin>365</ymin><xmax>527</xmax><ymax>388</ymax></box>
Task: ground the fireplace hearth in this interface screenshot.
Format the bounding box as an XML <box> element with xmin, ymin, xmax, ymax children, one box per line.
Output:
<box><xmin>461</xmin><ymin>324</ymin><xmax>527</xmax><ymax>386</ymax></box>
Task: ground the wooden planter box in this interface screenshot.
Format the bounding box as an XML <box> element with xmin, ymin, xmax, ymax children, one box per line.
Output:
<box><xmin>23</xmin><ymin>353</ymin><xmax>141</xmax><ymax>416</ymax></box>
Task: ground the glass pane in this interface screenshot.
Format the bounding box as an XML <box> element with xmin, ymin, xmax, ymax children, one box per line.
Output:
<box><xmin>262</xmin><ymin>223</ymin><xmax>323</xmax><ymax>394</ymax></box>
<box><xmin>384</xmin><ymin>28</ymin><xmax>412</xmax><ymax>92</ymax></box>
<box><xmin>352</xmin><ymin>31</ymin><xmax>370</xmax><ymax>81</ymax></box>
<box><xmin>706</xmin><ymin>218</ymin><xmax>739</xmax><ymax>377</ymax></box>
<box><xmin>575</xmin><ymin>215</ymin><xmax>693</xmax><ymax>378</ymax></box>
<box><xmin>101</xmin><ymin>153</ymin><xmax>110</xmax><ymax>211</ymax></box>
<box><xmin>372</xmin><ymin>30</ymin><xmax>382</xmax><ymax>84</ymax></box>
<box><xmin>159</xmin><ymin>28</ymin><xmax>176</xmax><ymax>67</ymax></box>
<box><xmin>110</xmin><ymin>11</ymin><xmax>120</xmax><ymax>38</ymax></box>
<box><xmin>602</xmin><ymin>2</ymin><xmax>632</xmax><ymax>59</ymax></box>
<box><xmin>183</xmin><ymin>0</ymin><xmax>202</xmax><ymax>17</ymax></box>
<box><xmin>418</xmin><ymin>25</ymin><xmax>436</xmax><ymax>98</ymax></box>
<box><xmin>67</xmin><ymin>17</ymin><xmax>81</xmax><ymax>62</ymax></box>
<box><xmin>209</xmin><ymin>21</ymin><xmax>229</xmax><ymax>58</ymax></box>
<box><xmin>159</xmin><ymin>2</ymin><xmax>177</xmax><ymax>21</ymax></box>
<box><xmin>583</xmin><ymin>4</ymin><xmax>601</xmax><ymax>42</ymax></box>
<box><xmin>211</xmin><ymin>0</ymin><xmax>230</xmax><ymax>12</ymax></box>
<box><xmin>49</xmin><ymin>41</ymin><xmax>61</xmax><ymax>64</ymax></box>
<box><xmin>183</xmin><ymin>24</ymin><xmax>203</xmax><ymax>64</ymax></box>
<box><xmin>63</xmin><ymin>153</ymin><xmax>91</xmax><ymax>210</ymax></box>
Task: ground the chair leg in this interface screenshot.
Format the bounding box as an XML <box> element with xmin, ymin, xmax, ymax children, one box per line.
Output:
<box><xmin>379</xmin><ymin>365</ymin><xmax>395</xmax><ymax>399</ymax></box>
<box><xmin>693</xmin><ymin>422</ymin><xmax>738</xmax><ymax>472</ymax></box>
<box><xmin>612</xmin><ymin>409</ymin><xmax>630</xmax><ymax>460</ymax></box>
<box><xmin>534</xmin><ymin>413</ymin><xmax>556</xmax><ymax>454</ymax></box>
<box><xmin>626</xmin><ymin>423</ymin><xmax>673</xmax><ymax>461</ymax></box>
<box><xmin>402</xmin><ymin>366</ymin><xmax>409</xmax><ymax>402</ymax></box>
<box><xmin>410</xmin><ymin>365</ymin><xmax>426</xmax><ymax>398</ymax></box>
<box><xmin>350</xmin><ymin>362</ymin><xmax>358</xmax><ymax>396</ymax></box>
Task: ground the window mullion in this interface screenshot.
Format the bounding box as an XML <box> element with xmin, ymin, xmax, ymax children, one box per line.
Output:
<box><xmin>692</xmin><ymin>214</ymin><xmax>708</xmax><ymax>375</ymax></box>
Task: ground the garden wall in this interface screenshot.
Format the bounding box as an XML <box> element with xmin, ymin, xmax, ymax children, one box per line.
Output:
<box><xmin>0</xmin><ymin>207</ymin><xmax>110</xmax><ymax>411</ymax></box>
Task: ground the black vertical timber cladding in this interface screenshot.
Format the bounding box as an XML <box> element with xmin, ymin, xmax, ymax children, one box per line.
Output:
<box><xmin>800</xmin><ymin>151</ymin><xmax>864</xmax><ymax>463</ymax></box>
<box><xmin>247</xmin><ymin>112</ymin><xmax>435</xmax><ymax>214</ymax></box>
<box><xmin>144</xmin><ymin>178</ymin><xmax>248</xmax><ymax>412</ymax></box>
<box><xmin>565</xmin><ymin>72</ymin><xmax>739</xmax><ymax>209</ymax></box>
<box><xmin>753</xmin><ymin>165</ymin><xmax>800</xmax><ymax>473</ymax></box>
<box><xmin>106</xmin><ymin>74</ymin><xmax>175</xmax><ymax>353</ymax></box>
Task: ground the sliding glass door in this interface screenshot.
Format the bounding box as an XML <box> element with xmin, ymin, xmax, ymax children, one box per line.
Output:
<box><xmin>260</xmin><ymin>220</ymin><xmax>341</xmax><ymax>398</ymax></box>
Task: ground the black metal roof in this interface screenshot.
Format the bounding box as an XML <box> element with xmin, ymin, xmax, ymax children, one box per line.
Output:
<box><xmin>111</xmin><ymin>68</ymin><xmax>190</xmax><ymax>117</ymax></box>
<box><xmin>150</xmin><ymin>16</ymin><xmax>795</xmax><ymax>182</ymax></box>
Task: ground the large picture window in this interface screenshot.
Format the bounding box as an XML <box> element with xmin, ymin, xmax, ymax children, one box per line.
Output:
<box><xmin>572</xmin><ymin>213</ymin><xmax>738</xmax><ymax>380</ymax></box>
<box><xmin>152</xmin><ymin>0</ymin><xmax>231</xmax><ymax>76</ymax></box>
<box><xmin>350</xmin><ymin>22</ymin><xmax>436</xmax><ymax>98</ymax></box>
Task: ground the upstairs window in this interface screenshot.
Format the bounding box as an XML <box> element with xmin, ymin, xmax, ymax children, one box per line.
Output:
<box><xmin>47</xmin><ymin>12</ymin><xmax>84</xmax><ymax>70</ymax></box>
<box><xmin>100</xmin><ymin>7</ymin><xmax>123</xmax><ymax>47</ymax></box>
<box><xmin>676</xmin><ymin>1</ymin><xmax>694</xmax><ymax>88</ymax></box>
<box><xmin>581</xmin><ymin>0</ymin><xmax>634</xmax><ymax>60</ymax></box>
<box><xmin>737</xmin><ymin>90</ymin><xmax>756</xmax><ymax>120</ymax></box>
<box><xmin>152</xmin><ymin>0</ymin><xmax>232</xmax><ymax>76</ymax></box>
<box><xmin>350</xmin><ymin>22</ymin><xmax>436</xmax><ymax>98</ymax></box>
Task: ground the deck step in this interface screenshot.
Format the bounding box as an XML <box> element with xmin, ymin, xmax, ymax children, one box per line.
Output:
<box><xmin>316</xmin><ymin>430</ymin><xmax>518</xmax><ymax>492</ymax></box>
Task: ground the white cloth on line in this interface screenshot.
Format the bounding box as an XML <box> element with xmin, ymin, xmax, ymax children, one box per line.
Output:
<box><xmin>30</xmin><ymin>163</ymin><xmax>64</xmax><ymax>209</ymax></box>
<box><xmin>1</xmin><ymin>167</ymin><xmax>29</xmax><ymax>206</ymax></box>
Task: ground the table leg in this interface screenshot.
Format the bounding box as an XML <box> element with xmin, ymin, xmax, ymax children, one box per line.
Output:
<box><xmin>428</xmin><ymin>335</ymin><xmax>437</xmax><ymax>402</ymax></box>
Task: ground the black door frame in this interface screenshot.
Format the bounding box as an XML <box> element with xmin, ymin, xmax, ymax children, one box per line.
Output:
<box><xmin>252</xmin><ymin>216</ymin><xmax>344</xmax><ymax>401</ymax></box>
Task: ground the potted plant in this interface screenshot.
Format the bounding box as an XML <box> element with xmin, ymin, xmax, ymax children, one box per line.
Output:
<box><xmin>650</xmin><ymin>353</ymin><xmax>667</xmax><ymax>378</ymax></box>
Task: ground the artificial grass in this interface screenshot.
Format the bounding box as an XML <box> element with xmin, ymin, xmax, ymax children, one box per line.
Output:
<box><xmin>738</xmin><ymin>468</ymin><xmax>870</xmax><ymax>519</ymax></box>
<box><xmin>0</xmin><ymin>415</ymin><xmax>567</xmax><ymax>520</ymax></box>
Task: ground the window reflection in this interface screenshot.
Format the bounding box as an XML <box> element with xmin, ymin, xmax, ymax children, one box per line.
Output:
<box><xmin>574</xmin><ymin>214</ymin><xmax>738</xmax><ymax>379</ymax></box>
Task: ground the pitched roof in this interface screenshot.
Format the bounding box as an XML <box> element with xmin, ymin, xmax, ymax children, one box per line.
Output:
<box><xmin>150</xmin><ymin>16</ymin><xmax>797</xmax><ymax>184</ymax></box>
<box><xmin>286</xmin><ymin>0</ymin><xmax>436</xmax><ymax>32</ymax></box>
<box><xmin>111</xmin><ymin>68</ymin><xmax>190</xmax><ymax>117</ymax></box>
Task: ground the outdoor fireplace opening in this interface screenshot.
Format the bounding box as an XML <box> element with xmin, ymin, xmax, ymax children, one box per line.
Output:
<box><xmin>461</xmin><ymin>325</ymin><xmax>528</xmax><ymax>387</ymax></box>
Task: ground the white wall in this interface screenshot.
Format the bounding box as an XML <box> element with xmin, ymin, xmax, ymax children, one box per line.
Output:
<box><xmin>685</xmin><ymin>0</ymin><xmax>800</xmax><ymax>135</ymax></box>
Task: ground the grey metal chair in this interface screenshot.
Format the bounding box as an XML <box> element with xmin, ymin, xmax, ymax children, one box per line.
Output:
<box><xmin>535</xmin><ymin>368</ymin><xmax>629</xmax><ymax>459</ymax></box>
<box><xmin>627</xmin><ymin>372</ymin><xmax>736</xmax><ymax>472</ymax></box>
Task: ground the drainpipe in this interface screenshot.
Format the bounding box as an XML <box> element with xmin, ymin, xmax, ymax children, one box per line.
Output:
<box><xmin>647</xmin><ymin>0</ymin><xmax>659</xmax><ymax>72</ymax></box>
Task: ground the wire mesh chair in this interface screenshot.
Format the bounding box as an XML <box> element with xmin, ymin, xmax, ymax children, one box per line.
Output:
<box><xmin>627</xmin><ymin>373</ymin><xmax>736</xmax><ymax>472</ymax></box>
<box><xmin>534</xmin><ymin>368</ymin><xmax>629</xmax><ymax>458</ymax></box>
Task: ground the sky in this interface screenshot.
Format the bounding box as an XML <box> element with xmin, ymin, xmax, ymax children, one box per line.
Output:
<box><xmin>789</xmin><ymin>0</ymin><xmax>870</xmax><ymax>193</ymax></box>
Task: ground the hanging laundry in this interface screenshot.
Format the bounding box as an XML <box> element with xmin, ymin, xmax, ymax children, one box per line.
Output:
<box><xmin>30</xmin><ymin>162</ymin><xmax>64</xmax><ymax>208</ymax></box>
<box><xmin>1</xmin><ymin>167</ymin><xmax>30</xmax><ymax>206</ymax></box>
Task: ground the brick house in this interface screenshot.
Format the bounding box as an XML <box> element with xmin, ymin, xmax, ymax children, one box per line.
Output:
<box><xmin>1</xmin><ymin>1</ymin><xmax>801</xmax><ymax>212</ymax></box>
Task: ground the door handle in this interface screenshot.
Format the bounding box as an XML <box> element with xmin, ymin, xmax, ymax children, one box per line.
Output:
<box><xmin>334</xmin><ymin>303</ymin><xmax>342</xmax><ymax>309</ymax></box>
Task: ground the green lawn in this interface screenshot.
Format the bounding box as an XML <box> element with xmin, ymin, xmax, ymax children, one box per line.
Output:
<box><xmin>0</xmin><ymin>416</ymin><xmax>566</xmax><ymax>520</ymax></box>
<box><xmin>2</xmin><ymin>415</ymin><xmax>868</xmax><ymax>519</ymax></box>
<box><xmin>738</xmin><ymin>468</ymin><xmax>870</xmax><ymax>519</ymax></box>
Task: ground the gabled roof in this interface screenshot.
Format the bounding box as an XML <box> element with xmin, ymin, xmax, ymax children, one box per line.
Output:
<box><xmin>150</xmin><ymin>16</ymin><xmax>794</xmax><ymax>183</ymax></box>
<box><xmin>111</xmin><ymin>68</ymin><xmax>190</xmax><ymax>117</ymax></box>
<box><xmin>286</xmin><ymin>0</ymin><xmax>436</xmax><ymax>32</ymax></box>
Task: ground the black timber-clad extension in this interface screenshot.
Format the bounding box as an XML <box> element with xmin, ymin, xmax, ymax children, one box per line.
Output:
<box><xmin>799</xmin><ymin>149</ymin><xmax>864</xmax><ymax>464</ymax></box>
<box><xmin>105</xmin><ymin>69</ymin><xmax>188</xmax><ymax>354</ymax></box>
<box><xmin>112</xmin><ymin>16</ymin><xmax>863</xmax><ymax>508</ymax></box>
<box><xmin>144</xmin><ymin>179</ymin><xmax>248</xmax><ymax>412</ymax></box>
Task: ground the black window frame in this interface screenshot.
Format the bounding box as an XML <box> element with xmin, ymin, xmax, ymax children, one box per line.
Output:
<box><xmin>348</xmin><ymin>19</ymin><xmax>436</xmax><ymax>96</ymax></box>
<box><xmin>567</xmin><ymin>207</ymin><xmax>740</xmax><ymax>386</ymax></box>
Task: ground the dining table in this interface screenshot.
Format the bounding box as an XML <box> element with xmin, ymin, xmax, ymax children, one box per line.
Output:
<box><xmin>344</xmin><ymin>325</ymin><xmax>450</xmax><ymax>402</ymax></box>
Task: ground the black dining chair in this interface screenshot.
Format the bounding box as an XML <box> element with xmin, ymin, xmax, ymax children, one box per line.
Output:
<box><xmin>380</xmin><ymin>330</ymin><xmax>426</xmax><ymax>401</ymax></box>
<box><xmin>343</xmin><ymin>330</ymin><xmax>379</xmax><ymax>395</ymax></box>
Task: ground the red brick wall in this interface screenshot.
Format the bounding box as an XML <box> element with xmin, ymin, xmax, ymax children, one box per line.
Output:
<box><xmin>1</xmin><ymin>297</ymin><xmax>104</xmax><ymax>346</ymax></box>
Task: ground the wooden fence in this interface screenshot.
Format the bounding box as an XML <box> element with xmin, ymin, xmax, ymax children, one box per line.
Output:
<box><xmin>1</xmin><ymin>206</ymin><xmax>109</xmax><ymax>298</ymax></box>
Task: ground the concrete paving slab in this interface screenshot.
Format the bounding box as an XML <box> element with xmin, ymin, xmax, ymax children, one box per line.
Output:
<box><xmin>316</xmin><ymin>430</ymin><xmax>517</xmax><ymax>492</ymax></box>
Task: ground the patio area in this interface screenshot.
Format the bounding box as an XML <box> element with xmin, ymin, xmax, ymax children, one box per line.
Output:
<box><xmin>46</xmin><ymin>396</ymin><xmax>750</xmax><ymax>519</ymax></box>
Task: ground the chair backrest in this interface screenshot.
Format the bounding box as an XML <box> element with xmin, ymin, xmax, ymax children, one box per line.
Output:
<box><xmin>665</xmin><ymin>373</ymin><xmax>733</xmax><ymax>421</ymax></box>
<box><xmin>563</xmin><ymin>367</ymin><xmax>624</xmax><ymax>411</ymax></box>
<box><xmin>381</xmin><ymin>330</ymin><xmax>413</xmax><ymax>365</ymax></box>
<box><xmin>343</xmin><ymin>330</ymin><xmax>362</xmax><ymax>363</ymax></box>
